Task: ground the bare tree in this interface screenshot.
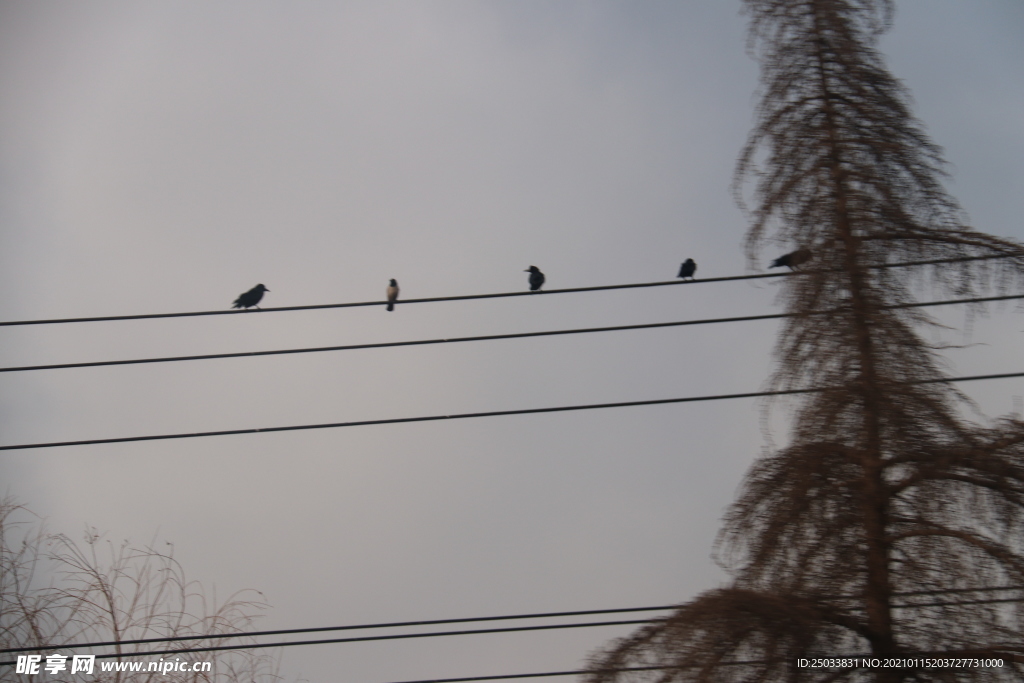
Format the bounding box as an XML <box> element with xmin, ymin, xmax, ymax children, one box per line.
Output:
<box><xmin>587</xmin><ymin>1</ymin><xmax>1024</xmax><ymax>681</ymax></box>
<box><xmin>0</xmin><ymin>501</ymin><xmax>73</xmax><ymax>663</ymax></box>
<box><xmin>0</xmin><ymin>498</ymin><xmax>281</xmax><ymax>683</ymax></box>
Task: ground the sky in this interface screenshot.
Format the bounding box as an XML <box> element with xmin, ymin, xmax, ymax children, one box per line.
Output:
<box><xmin>1</xmin><ymin>1</ymin><xmax>1023</xmax><ymax>682</ymax></box>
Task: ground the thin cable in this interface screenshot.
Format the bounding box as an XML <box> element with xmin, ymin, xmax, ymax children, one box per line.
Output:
<box><xmin>4</xmin><ymin>634</ymin><xmax>1020</xmax><ymax>668</ymax></box>
<box><xmin>0</xmin><ymin>275</ymin><xmax>781</xmax><ymax>327</ymax></box>
<box><xmin>1</xmin><ymin>371</ymin><xmax>1021</xmax><ymax>452</ymax></box>
<box><xmin>4</xmin><ymin>293</ymin><xmax>1020</xmax><ymax>375</ymax></box>
<box><xmin>377</xmin><ymin>651</ymin><xmax>1024</xmax><ymax>683</ymax></box>
<box><xmin>378</xmin><ymin>666</ymin><xmax>683</xmax><ymax>683</ymax></box>
<box><xmin>0</xmin><ymin>619</ymin><xmax>658</xmax><ymax>665</ymax></box>
<box><xmin>376</xmin><ymin>655</ymin><xmax>1022</xmax><ymax>683</ymax></box>
<box><xmin>2</xmin><ymin>597</ymin><xmax>1019</xmax><ymax>664</ymax></box>
<box><xmin>0</xmin><ymin>606</ymin><xmax>676</xmax><ymax>655</ymax></box>
<box><xmin>893</xmin><ymin>596</ymin><xmax>1024</xmax><ymax>609</ymax></box>
<box><xmin>380</xmin><ymin>664</ymin><xmax>766</xmax><ymax>683</ymax></box>
<box><xmin>0</xmin><ymin>314</ymin><xmax>787</xmax><ymax>373</ymax></box>
<box><xmin>890</xmin><ymin>585</ymin><xmax>1024</xmax><ymax>597</ymax></box>
<box><xmin>7</xmin><ymin>586</ymin><xmax>1021</xmax><ymax>656</ymax></box>
<box><xmin>827</xmin><ymin>586</ymin><xmax>1024</xmax><ymax>604</ymax></box>
<box><xmin>0</xmin><ymin>255</ymin><xmax>1014</xmax><ymax>328</ymax></box>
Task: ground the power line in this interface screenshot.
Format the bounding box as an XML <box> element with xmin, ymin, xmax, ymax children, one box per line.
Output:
<box><xmin>378</xmin><ymin>651</ymin><xmax>1024</xmax><ymax>683</ymax></box>
<box><xmin>5</xmin><ymin>631</ymin><xmax>1020</xmax><ymax>669</ymax></box>
<box><xmin>1</xmin><ymin>371</ymin><xmax>1021</xmax><ymax>452</ymax></box>
<box><xmin>377</xmin><ymin>655</ymin><xmax>1021</xmax><ymax>683</ymax></box>
<box><xmin>893</xmin><ymin>596</ymin><xmax>1024</xmax><ymax>609</ymax></box>
<box><xmin>0</xmin><ymin>275</ymin><xmax>774</xmax><ymax>327</ymax></box>
<box><xmin>6</xmin><ymin>606</ymin><xmax>1022</xmax><ymax>664</ymax></box>
<box><xmin>3</xmin><ymin>590</ymin><xmax>1020</xmax><ymax>664</ymax></box>
<box><xmin>0</xmin><ymin>314</ymin><xmax>787</xmax><ymax>373</ymax></box>
<box><xmin>0</xmin><ymin>618</ymin><xmax>659</xmax><ymax>665</ymax></box>
<box><xmin>0</xmin><ymin>605</ymin><xmax>677</xmax><ymax>655</ymax></box>
<box><xmin>380</xmin><ymin>666</ymin><xmax>682</xmax><ymax>683</ymax></box>
<box><xmin>0</xmin><ymin>255</ymin><xmax>1014</xmax><ymax>328</ymax></box>
<box><xmin>895</xmin><ymin>585</ymin><xmax>1024</xmax><ymax>598</ymax></box>
<box><xmin>4</xmin><ymin>293</ymin><xmax>1020</xmax><ymax>375</ymax></box>
<box><xmin>6</xmin><ymin>585</ymin><xmax>1020</xmax><ymax>656</ymax></box>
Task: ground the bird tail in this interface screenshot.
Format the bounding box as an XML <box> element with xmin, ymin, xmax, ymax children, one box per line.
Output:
<box><xmin>387</xmin><ymin>302</ymin><xmax>394</xmax><ymax>312</ymax></box>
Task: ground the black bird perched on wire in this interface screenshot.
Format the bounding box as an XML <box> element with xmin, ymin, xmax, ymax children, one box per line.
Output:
<box><xmin>525</xmin><ymin>266</ymin><xmax>545</xmax><ymax>291</ymax></box>
<box><xmin>386</xmin><ymin>279</ymin><xmax>399</xmax><ymax>312</ymax></box>
<box><xmin>769</xmin><ymin>248</ymin><xmax>813</xmax><ymax>270</ymax></box>
<box><xmin>232</xmin><ymin>284</ymin><xmax>269</xmax><ymax>309</ymax></box>
<box><xmin>677</xmin><ymin>258</ymin><xmax>697</xmax><ymax>280</ymax></box>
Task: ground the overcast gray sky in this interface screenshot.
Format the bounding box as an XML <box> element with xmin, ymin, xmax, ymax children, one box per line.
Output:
<box><xmin>1</xmin><ymin>2</ymin><xmax>1022</xmax><ymax>682</ymax></box>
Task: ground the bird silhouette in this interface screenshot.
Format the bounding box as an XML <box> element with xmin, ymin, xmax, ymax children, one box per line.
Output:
<box><xmin>232</xmin><ymin>284</ymin><xmax>269</xmax><ymax>309</ymax></box>
<box><xmin>386</xmin><ymin>279</ymin><xmax>399</xmax><ymax>312</ymax></box>
<box><xmin>770</xmin><ymin>249</ymin><xmax>813</xmax><ymax>270</ymax></box>
<box><xmin>525</xmin><ymin>266</ymin><xmax>545</xmax><ymax>291</ymax></box>
<box><xmin>678</xmin><ymin>258</ymin><xmax>697</xmax><ymax>280</ymax></box>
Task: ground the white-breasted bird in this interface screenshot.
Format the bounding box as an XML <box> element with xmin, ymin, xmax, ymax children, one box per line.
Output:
<box><xmin>386</xmin><ymin>279</ymin><xmax>399</xmax><ymax>312</ymax></box>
